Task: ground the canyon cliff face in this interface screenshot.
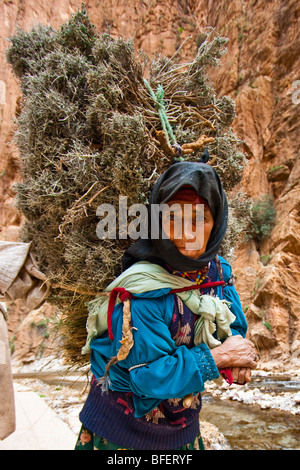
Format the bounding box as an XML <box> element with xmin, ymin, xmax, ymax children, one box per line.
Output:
<box><xmin>0</xmin><ymin>0</ymin><xmax>299</xmax><ymax>368</ymax></box>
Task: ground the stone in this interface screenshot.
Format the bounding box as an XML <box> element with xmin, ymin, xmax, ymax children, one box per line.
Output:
<box><xmin>267</xmin><ymin>165</ymin><xmax>291</xmax><ymax>182</ymax></box>
<box><xmin>293</xmin><ymin>392</ymin><xmax>300</xmax><ymax>404</ymax></box>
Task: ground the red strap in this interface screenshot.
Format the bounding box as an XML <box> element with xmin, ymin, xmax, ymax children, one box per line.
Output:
<box><xmin>169</xmin><ymin>280</ymin><xmax>225</xmax><ymax>294</ymax></box>
<box><xmin>107</xmin><ymin>280</ymin><xmax>225</xmax><ymax>341</ymax></box>
<box><xmin>107</xmin><ymin>287</ymin><xmax>132</xmax><ymax>341</ymax></box>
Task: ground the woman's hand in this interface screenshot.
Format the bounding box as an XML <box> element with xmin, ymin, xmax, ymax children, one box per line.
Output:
<box><xmin>210</xmin><ymin>335</ymin><xmax>257</xmax><ymax>371</ymax></box>
<box><xmin>231</xmin><ymin>367</ymin><xmax>252</xmax><ymax>384</ymax></box>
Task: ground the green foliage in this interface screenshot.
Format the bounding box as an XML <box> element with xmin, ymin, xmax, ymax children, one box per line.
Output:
<box><xmin>247</xmin><ymin>195</ymin><xmax>276</xmax><ymax>242</ymax></box>
<box><xmin>58</xmin><ymin>4</ymin><xmax>96</xmax><ymax>55</ymax></box>
<box><xmin>260</xmin><ymin>253</ymin><xmax>273</xmax><ymax>265</ymax></box>
<box><xmin>264</xmin><ymin>321</ymin><xmax>272</xmax><ymax>331</ymax></box>
<box><xmin>219</xmin><ymin>191</ymin><xmax>252</xmax><ymax>262</ymax></box>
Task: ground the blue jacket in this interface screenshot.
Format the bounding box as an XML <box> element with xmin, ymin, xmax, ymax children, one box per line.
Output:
<box><xmin>89</xmin><ymin>257</ymin><xmax>247</xmax><ymax>418</ymax></box>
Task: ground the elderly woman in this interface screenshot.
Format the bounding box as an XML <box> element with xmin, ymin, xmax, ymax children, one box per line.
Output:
<box><xmin>76</xmin><ymin>161</ymin><xmax>257</xmax><ymax>450</ymax></box>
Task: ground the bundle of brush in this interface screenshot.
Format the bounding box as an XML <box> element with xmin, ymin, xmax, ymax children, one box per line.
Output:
<box><xmin>6</xmin><ymin>6</ymin><xmax>250</xmax><ymax>366</ymax></box>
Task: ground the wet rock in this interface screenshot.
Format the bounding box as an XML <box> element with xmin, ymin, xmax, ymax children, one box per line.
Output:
<box><xmin>200</xmin><ymin>421</ymin><xmax>231</xmax><ymax>450</ymax></box>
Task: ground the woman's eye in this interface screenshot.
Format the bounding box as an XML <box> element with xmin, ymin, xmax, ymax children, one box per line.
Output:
<box><xmin>169</xmin><ymin>213</ymin><xmax>181</xmax><ymax>221</ymax></box>
<box><xmin>191</xmin><ymin>214</ymin><xmax>204</xmax><ymax>224</ymax></box>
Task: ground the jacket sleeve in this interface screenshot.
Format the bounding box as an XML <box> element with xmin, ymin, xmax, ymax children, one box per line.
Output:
<box><xmin>219</xmin><ymin>257</ymin><xmax>248</xmax><ymax>338</ymax></box>
<box><xmin>110</xmin><ymin>293</ymin><xmax>219</xmax><ymax>414</ymax></box>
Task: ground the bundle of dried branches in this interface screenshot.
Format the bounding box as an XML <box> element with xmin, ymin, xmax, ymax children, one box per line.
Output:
<box><xmin>6</xmin><ymin>6</ymin><xmax>249</xmax><ymax>365</ymax></box>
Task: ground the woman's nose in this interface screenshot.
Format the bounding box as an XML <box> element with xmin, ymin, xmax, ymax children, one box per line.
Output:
<box><xmin>182</xmin><ymin>220</ymin><xmax>196</xmax><ymax>241</ymax></box>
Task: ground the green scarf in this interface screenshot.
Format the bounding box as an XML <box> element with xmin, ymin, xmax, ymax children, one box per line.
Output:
<box><xmin>82</xmin><ymin>261</ymin><xmax>235</xmax><ymax>354</ymax></box>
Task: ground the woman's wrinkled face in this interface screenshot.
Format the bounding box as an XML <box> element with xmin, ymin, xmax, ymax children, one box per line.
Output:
<box><xmin>162</xmin><ymin>201</ymin><xmax>214</xmax><ymax>260</ymax></box>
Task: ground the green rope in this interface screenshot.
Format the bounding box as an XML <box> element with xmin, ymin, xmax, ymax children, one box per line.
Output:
<box><xmin>143</xmin><ymin>79</ymin><xmax>179</xmax><ymax>149</ymax></box>
<box><xmin>143</xmin><ymin>79</ymin><xmax>185</xmax><ymax>161</ymax></box>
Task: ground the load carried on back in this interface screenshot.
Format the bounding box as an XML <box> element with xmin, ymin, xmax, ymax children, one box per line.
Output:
<box><xmin>6</xmin><ymin>6</ymin><xmax>251</xmax><ymax>366</ymax></box>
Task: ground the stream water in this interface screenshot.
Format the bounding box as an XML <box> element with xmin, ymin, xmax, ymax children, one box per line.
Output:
<box><xmin>201</xmin><ymin>375</ymin><xmax>300</xmax><ymax>450</ymax></box>
<box><xmin>14</xmin><ymin>371</ymin><xmax>300</xmax><ymax>451</ymax></box>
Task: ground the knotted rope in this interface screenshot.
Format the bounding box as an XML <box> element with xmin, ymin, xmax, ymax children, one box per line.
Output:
<box><xmin>99</xmin><ymin>288</ymin><xmax>136</xmax><ymax>391</ymax></box>
<box><xmin>143</xmin><ymin>79</ymin><xmax>215</xmax><ymax>162</ymax></box>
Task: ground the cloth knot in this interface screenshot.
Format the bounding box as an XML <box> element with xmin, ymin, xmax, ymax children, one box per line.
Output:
<box><xmin>117</xmin><ymin>287</ymin><xmax>132</xmax><ymax>303</ymax></box>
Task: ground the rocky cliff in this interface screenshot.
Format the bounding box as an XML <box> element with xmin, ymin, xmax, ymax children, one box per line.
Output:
<box><xmin>1</xmin><ymin>0</ymin><xmax>299</xmax><ymax>369</ymax></box>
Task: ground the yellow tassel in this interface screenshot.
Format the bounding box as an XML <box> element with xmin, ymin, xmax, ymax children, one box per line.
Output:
<box><xmin>183</xmin><ymin>393</ymin><xmax>193</xmax><ymax>408</ymax></box>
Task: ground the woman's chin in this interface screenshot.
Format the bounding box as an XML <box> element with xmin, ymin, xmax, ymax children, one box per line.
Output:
<box><xmin>177</xmin><ymin>247</ymin><xmax>204</xmax><ymax>259</ymax></box>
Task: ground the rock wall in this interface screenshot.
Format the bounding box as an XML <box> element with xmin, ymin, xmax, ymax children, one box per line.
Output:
<box><xmin>205</xmin><ymin>0</ymin><xmax>300</xmax><ymax>366</ymax></box>
<box><xmin>0</xmin><ymin>0</ymin><xmax>299</xmax><ymax>368</ymax></box>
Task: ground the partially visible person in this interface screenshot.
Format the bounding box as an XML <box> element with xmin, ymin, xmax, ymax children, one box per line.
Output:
<box><xmin>0</xmin><ymin>241</ymin><xmax>50</xmax><ymax>440</ymax></box>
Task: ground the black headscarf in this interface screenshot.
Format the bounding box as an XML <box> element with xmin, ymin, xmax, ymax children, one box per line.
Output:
<box><xmin>122</xmin><ymin>161</ymin><xmax>228</xmax><ymax>271</ymax></box>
